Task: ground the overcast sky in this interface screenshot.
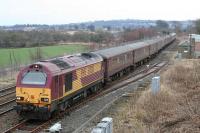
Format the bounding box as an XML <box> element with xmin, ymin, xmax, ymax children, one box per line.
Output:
<box><xmin>0</xmin><ymin>0</ymin><xmax>199</xmax><ymax>25</ymax></box>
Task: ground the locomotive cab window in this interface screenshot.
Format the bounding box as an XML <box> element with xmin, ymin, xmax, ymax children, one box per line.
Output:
<box><xmin>21</xmin><ymin>71</ymin><xmax>47</xmax><ymax>85</ymax></box>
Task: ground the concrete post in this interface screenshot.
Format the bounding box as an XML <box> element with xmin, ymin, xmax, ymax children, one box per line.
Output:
<box><xmin>151</xmin><ymin>76</ymin><xmax>160</xmax><ymax>95</ymax></box>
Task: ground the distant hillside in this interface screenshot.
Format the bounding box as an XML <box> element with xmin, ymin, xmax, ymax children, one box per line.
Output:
<box><xmin>0</xmin><ymin>19</ymin><xmax>194</xmax><ymax>31</ymax></box>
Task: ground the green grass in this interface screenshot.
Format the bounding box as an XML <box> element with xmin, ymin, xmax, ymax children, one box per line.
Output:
<box><xmin>0</xmin><ymin>44</ymin><xmax>88</xmax><ymax>67</ymax></box>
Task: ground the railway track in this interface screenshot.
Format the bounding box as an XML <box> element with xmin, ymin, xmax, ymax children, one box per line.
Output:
<box><xmin>0</xmin><ymin>107</ymin><xmax>14</xmax><ymax>116</ymax></box>
<box><xmin>0</xmin><ymin>85</ymin><xmax>16</xmax><ymax>98</ymax></box>
<box><xmin>0</xmin><ymin>85</ymin><xmax>16</xmax><ymax>116</ymax></box>
<box><xmin>3</xmin><ymin>61</ymin><xmax>167</xmax><ymax>133</ymax></box>
<box><xmin>0</xmin><ymin>99</ymin><xmax>15</xmax><ymax>116</ymax></box>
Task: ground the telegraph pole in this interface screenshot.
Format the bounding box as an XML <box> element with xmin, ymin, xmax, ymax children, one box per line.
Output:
<box><xmin>189</xmin><ymin>34</ymin><xmax>192</xmax><ymax>58</ymax></box>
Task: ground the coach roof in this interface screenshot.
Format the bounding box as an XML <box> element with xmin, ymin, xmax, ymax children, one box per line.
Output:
<box><xmin>126</xmin><ymin>41</ymin><xmax>149</xmax><ymax>49</ymax></box>
<box><xmin>93</xmin><ymin>45</ymin><xmax>133</xmax><ymax>58</ymax></box>
<box><xmin>94</xmin><ymin>40</ymin><xmax>152</xmax><ymax>58</ymax></box>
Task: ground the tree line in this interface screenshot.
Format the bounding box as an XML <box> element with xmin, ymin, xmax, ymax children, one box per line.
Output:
<box><xmin>0</xmin><ymin>27</ymin><xmax>159</xmax><ymax>48</ymax></box>
<box><xmin>120</xmin><ymin>28</ymin><xmax>157</xmax><ymax>42</ymax></box>
<box><xmin>0</xmin><ymin>30</ymin><xmax>115</xmax><ymax>48</ymax></box>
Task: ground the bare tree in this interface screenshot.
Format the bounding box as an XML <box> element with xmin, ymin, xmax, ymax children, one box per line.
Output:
<box><xmin>29</xmin><ymin>47</ymin><xmax>43</xmax><ymax>62</ymax></box>
<box><xmin>9</xmin><ymin>51</ymin><xmax>13</xmax><ymax>78</ymax></box>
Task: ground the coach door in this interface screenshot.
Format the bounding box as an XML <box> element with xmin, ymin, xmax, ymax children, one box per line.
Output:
<box><xmin>132</xmin><ymin>51</ymin><xmax>135</xmax><ymax>64</ymax></box>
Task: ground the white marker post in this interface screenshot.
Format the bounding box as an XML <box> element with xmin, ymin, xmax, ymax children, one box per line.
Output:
<box><xmin>49</xmin><ymin>122</ymin><xmax>62</xmax><ymax>133</ymax></box>
<box><xmin>91</xmin><ymin>117</ymin><xmax>113</xmax><ymax>133</ymax></box>
<box><xmin>151</xmin><ymin>76</ymin><xmax>160</xmax><ymax>95</ymax></box>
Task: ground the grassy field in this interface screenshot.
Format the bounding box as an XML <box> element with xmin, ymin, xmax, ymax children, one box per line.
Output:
<box><xmin>0</xmin><ymin>44</ymin><xmax>88</xmax><ymax>67</ymax></box>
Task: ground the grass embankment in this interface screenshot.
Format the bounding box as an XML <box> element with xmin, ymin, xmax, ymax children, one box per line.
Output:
<box><xmin>111</xmin><ymin>60</ymin><xmax>200</xmax><ymax>132</ymax></box>
<box><xmin>0</xmin><ymin>44</ymin><xmax>87</xmax><ymax>67</ymax></box>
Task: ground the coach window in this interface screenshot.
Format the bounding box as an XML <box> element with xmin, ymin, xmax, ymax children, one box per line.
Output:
<box><xmin>112</xmin><ymin>58</ymin><xmax>117</xmax><ymax>63</ymax></box>
<box><xmin>127</xmin><ymin>54</ymin><xmax>129</xmax><ymax>59</ymax></box>
<box><xmin>117</xmin><ymin>57</ymin><xmax>120</xmax><ymax>63</ymax></box>
<box><xmin>65</xmin><ymin>73</ymin><xmax>72</xmax><ymax>92</ymax></box>
<box><xmin>125</xmin><ymin>54</ymin><xmax>127</xmax><ymax>62</ymax></box>
<box><xmin>121</xmin><ymin>56</ymin><xmax>125</xmax><ymax>64</ymax></box>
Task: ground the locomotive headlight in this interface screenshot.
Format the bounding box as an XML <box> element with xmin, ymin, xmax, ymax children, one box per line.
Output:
<box><xmin>41</xmin><ymin>98</ymin><xmax>49</xmax><ymax>102</ymax></box>
<box><xmin>16</xmin><ymin>96</ymin><xmax>24</xmax><ymax>101</ymax></box>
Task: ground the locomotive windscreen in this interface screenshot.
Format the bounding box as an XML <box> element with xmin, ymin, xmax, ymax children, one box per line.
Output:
<box><xmin>21</xmin><ymin>71</ymin><xmax>47</xmax><ymax>85</ymax></box>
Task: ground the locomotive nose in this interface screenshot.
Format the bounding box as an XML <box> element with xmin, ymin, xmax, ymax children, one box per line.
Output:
<box><xmin>16</xmin><ymin>64</ymin><xmax>51</xmax><ymax>103</ymax></box>
<box><xmin>16</xmin><ymin>87</ymin><xmax>51</xmax><ymax>104</ymax></box>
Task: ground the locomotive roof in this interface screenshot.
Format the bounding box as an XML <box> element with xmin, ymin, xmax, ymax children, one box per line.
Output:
<box><xmin>35</xmin><ymin>52</ymin><xmax>102</xmax><ymax>74</ymax></box>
